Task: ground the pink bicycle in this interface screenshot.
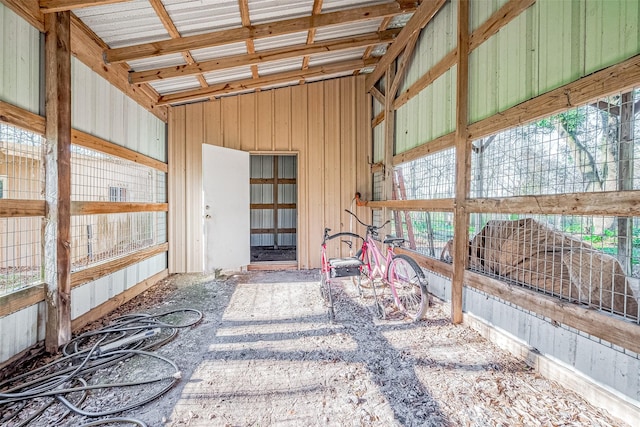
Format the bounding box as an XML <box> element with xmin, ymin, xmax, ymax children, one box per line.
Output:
<box><xmin>346</xmin><ymin>209</ymin><xmax>429</xmax><ymax>321</ymax></box>
<box><xmin>320</xmin><ymin>211</ymin><xmax>429</xmax><ymax>322</ymax></box>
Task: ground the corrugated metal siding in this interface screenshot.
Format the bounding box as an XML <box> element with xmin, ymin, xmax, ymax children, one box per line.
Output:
<box><xmin>72</xmin><ymin>59</ymin><xmax>167</xmax><ymax>162</ymax></box>
<box><xmin>469</xmin><ymin>0</ymin><xmax>508</xmax><ymax>32</ymax></box>
<box><xmin>469</xmin><ymin>3</ymin><xmax>536</xmax><ymax>123</ymax></box>
<box><xmin>0</xmin><ymin>302</ymin><xmax>44</xmax><ymax>364</ymax></box>
<box><xmin>396</xmin><ymin>69</ymin><xmax>455</xmax><ymax>154</ymax></box>
<box><xmin>0</xmin><ymin>3</ymin><xmax>40</xmax><ymax>114</ymax></box>
<box><xmin>469</xmin><ymin>0</ymin><xmax>640</xmax><ymax>124</ymax></box>
<box><xmin>583</xmin><ymin>0</ymin><xmax>640</xmax><ymax>74</ymax></box>
<box><xmin>373</xmin><ymin>122</ymin><xmax>384</xmax><ymax>163</ymax></box>
<box><xmin>71</xmin><ymin>253</ymin><xmax>166</xmax><ymax>320</ymax></box>
<box><xmin>401</xmin><ymin>0</ymin><xmax>456</xmax><ymax>93</ymax></box>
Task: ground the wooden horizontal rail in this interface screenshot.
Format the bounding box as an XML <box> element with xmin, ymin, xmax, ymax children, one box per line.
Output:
<box><xmin>393</xmin><ymin>132</ymin><xmax>455</xmax><ymax>165</ymax></box>
<box><xmin>464</xmin><ymin>269</ymin><xmax>640</xmax><ymax>355</ymax></box>
<box><xmin>395</xmin><ymin>247</ymin><xmax>452</xmax><ymax>278</ymax></box>
<box><xmin>371</xmin><ymin>162</ymin><xmax>384</xmax><ymax>174</ymax></box>
<box><xmin>0</xmin><ymin>100</ymin><xmax>45</xmax><ymax>135</ymax></box>
<box><xmin>71</xmin><ymin>243</ymin><xmax>168</xmax><ymax>288</ymax></box>
<box><xmin>251</xmin><ymin>228</ymin><xmax>296</xmax><ymax>234</ymax></box>
<box><xmin>250</xmin><ymin>203</ymin><xmax>296</xmax><ymax>210</ymax></box>
<box><xmin>71</xmin><ymin>269</ymin><xmax>168</xmax><ymax>331</ymax></box>
<box><xmin>0</xmin><ymin>199</ymin><xmax>46</xmax><ymax>217</ymax></box>
<box><xmin>367</xmin><ymin>199</ymin><xmax>455</xmax><ymax>211</ymax></box>
<box><xmin>465</xmin><ymin>190</ymin><xmax>640</xmax><ymax>216</ymax></box>
<box><xmin>71</xmin><ymin>202</ymin><xmax>168</xmax><ymax>215</ymax></box>
<box><xmin>72</xmin><ymin>129</ymin><xmax>168</xmax><ymax>173</ymax></box>
<box><xmin>0</xmin><ymin>285</ymin><xmax>46</xmax><ymax>318</ymax></box>
<box><xmin>250</xmin><ymin>178</ymin><xmax>296</xmax><ymax>184</ymax></box>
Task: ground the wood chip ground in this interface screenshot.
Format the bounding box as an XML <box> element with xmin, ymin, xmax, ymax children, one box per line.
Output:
<box><xmin>6</xmin><ymin>270</ymin><xmax>632</xmax><ymax>426</ymax></box>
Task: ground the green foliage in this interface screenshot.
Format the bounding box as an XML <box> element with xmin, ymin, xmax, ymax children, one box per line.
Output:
<box><xmin>536</xmin><ymin>110</ymin><xmax>586</xmax><ymax>133</ymax></box>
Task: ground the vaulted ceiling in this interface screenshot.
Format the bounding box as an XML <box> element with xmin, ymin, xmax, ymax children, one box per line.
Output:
<box><xmin>49</xmin><ymin>0</ymin><xmax>421</xmax><ymax>107</ymax></box>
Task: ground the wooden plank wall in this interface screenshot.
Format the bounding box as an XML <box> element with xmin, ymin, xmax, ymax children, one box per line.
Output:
<box><xmin>168</xmin><ymin>76</ymin><xmax>371</xmax><ymax>271</ymax></box>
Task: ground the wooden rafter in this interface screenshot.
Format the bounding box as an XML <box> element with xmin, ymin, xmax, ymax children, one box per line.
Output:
<box><xmin>389</xmin><ymin>32</ymin><xmax>419</xmax><ymax>99</ymax></box>
<box><xmin>157</xmin><ymin>57</ymin><xmax>378</xmax><ymax>105</ymax></box>
<box><xmin>40</xmin><ymin>0</ymin><xmax>130</xmax><ymax>13</ymax></box>
<box><xmin>468</xmin><ymin>0</ymin><xmax>536</xmax><ymax>52</ymax></box>
<box><xmin>148</xmin><ymin>0</ymin><xmax>209</xmax><ymax>89</ymax></box>
<box><xmin>104</xmin><ymin>2</ymin><xmax>416</xmax><ymax>64</ymax></box>
<box><xmin>365</xmin><ymin>0</ymin><xmax>446</xmax><ymax>90</ymax></box>
<box><xmin>129</xmin><ymin>30</ymin><xmax>398</xmax><ymax>84</ymax></box>
<box><xmin>358</xmin><ymin>15</ymin><xmax>393</xmax><ymax>76</ymax></box>
<box><xmin>238</xmin><ymin>0</ymin><xmax>259</xmax><ymax>79</ymax></box>
<box><xmin>300</xmin><ymin>0</ymin><xmax>324</xmax><ymax>82</ymax></box>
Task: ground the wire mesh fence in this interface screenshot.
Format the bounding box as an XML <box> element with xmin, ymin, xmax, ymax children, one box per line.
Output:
<box><xmin>471</xmin><ymin>89</ymin><xmax>640</xmax><ymax>197</ymax></box>
<box><xmin>71</xmin><ymin>146</ymin><xmax>165</xmax><ymax>203</ymax></box>
<box><xmin>71</xmin><ymin>212</ymin><xmax>163</xmax><ymax>271</ymax></box>
<box><xmin>0</xmin><ymin>124</ymin><xmax>45</xmax><ymax>295</ymax></box>
<box><xmin>396</xmin><ymin>148</ymin><xmax>456</xmax><ymax>200</ymax></box>
<box><xmin>0</xmin><ymin>124</ymin><xmax>44</xmax><ymax>201</ymax></box>
<box><xmin>390</xmin><ymin>211</ymin><xmax>453</xmax><ymax>261</ymax></box>
<box><xmin>467</xmin><ymin>213</ymin><xmax>639</xmax><ymax>323</ymax></box>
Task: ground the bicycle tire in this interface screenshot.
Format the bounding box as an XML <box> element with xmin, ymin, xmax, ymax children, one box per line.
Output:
<box><xmin>386</xmin><ymin>254</ymin><xmax>429</xmax><ymax>321</ymax></box>
<box><xmin>320</xmin><ymin>273</ymin><xmax>335</xmax><ymax>322</ymax></box>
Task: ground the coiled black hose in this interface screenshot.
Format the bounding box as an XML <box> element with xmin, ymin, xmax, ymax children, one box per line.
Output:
<box><xmin>0</xmin><ymin>308</ymin><xmax>203</xmax><ymax>426</ymax></box>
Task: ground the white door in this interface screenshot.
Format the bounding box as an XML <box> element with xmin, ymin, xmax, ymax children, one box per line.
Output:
<box><xmin>202</xmin><ymin>144</ymin><xmax>250</xmax><ymax>271</ymax></box>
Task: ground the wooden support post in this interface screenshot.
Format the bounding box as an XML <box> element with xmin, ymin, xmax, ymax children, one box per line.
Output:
<box><xmin>452</xmin><ymin>0</ymin><xmax>470</xmax><ymax>324</ymax></box>
<box><xmin>382</xmin><ymin>64</ymin><xmax>396</xmax><ymax>230</ymax></box>
<box><xmin>618</xmin><ymin>92</ymin><xmax>634</xmax><ymax>274</ymax></box>
<box><xmin>44</xmin><ymin>11</ymin><xmax>72</xmax><ymax>353</ymax></box>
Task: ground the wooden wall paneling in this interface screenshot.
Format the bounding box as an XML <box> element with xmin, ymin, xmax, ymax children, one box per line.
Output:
<box><xmin>221</xmin><ymin>96</ymin><xmax>240</xmax><ymax>150</ymax></box>
<box><xmin>323</xmin><ymin>80</ymin><xmax>342</xmax><ymax>259</ymax></box>
<box><xmin>274</xmin><ymin>88</ymin><xmax>292</xmax><ymax>151</ymax></box>
<box><xmin>204</xmin><ymin>100</ymin><xmax>222</xmax><ymax>147</ymax></box>
<box><xmin>257</xmin><ymin>91</ymin><xmax>274</xmax><ymax>151</ymax></box>
<box><xmin>185</xmin><ymin>103</ymin><xmax>204</xmax><ymax>272</ymax></box>
<box><xmin>44</xmin><ymin>11</ymin><xmax>72</xmax><ymax>352</ymax></box>
<box><xmin>307</xmin><ymin>83</ymin><xmax>325</xmax><ymax>267</ymax></box>
<box><xmin>168</xmin><ymin>106</ymin><xmax>187</xmax><ymax>272</ymax></box>
<box><xmin>339</xmin><ymin>77</ymin><xmax>357</xmax><ymax>251</ymax></box>
<box><xmin>239</xmin><ymin>94</ymin><xmax>257</xmax><ymax>151</ymax></box>
<box><xmin>290</xmin><ymin>85</ymin><xmax>308</xmax><ymax>267</ymax></box>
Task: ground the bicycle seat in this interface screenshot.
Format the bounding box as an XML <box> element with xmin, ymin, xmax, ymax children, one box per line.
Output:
<box><xmin>328</xmin><ymin>257</ymin><xmax>363</xmax><ymax>268</ymax></box>
<box><xmin>383</xmin><ymin>236</ymin><xmax>405</xmax><ymax>246</ymax></box>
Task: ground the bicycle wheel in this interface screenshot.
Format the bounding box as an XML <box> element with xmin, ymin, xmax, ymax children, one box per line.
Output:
<box><xmin>320</xmin><ymin>273</ymin><xmax>335</xmax><ymax>322</ymax></box>
<box><xmin>386</xmin><ymin>254</ymin><xmax>428</xmax><ymax>321</ymax></box>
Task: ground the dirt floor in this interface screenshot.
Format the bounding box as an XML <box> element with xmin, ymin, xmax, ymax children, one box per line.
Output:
<box><xmin>1</xmin><ymin>270</ymin><xmax>633</xmax><ymax>426</ymax></box>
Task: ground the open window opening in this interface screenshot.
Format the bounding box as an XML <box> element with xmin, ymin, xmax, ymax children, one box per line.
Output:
<box><xmin>250</xmin><ymin>155</ymin><xmax>297</xmax><ymax>263</ymax></box>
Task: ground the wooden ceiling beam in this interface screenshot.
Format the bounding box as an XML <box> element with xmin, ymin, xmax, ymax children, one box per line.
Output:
<box><xmin>104</xmin><ymin>2</ymin><xmax>416</xmax><ymax>64</ymax></box>
<box><xmin>157</xmin><ymin>57</ymin><xmax>379</xmax><ymax>105</ymax></box>
<box><xmin>365</xmin><ymin>0</ymin><xmax>446</xmax><ymax>90</ymax></box>
<box><xmin>40</xmin><ymin>0</ymin><xmax>131</xmax><ymax>13</ymax></box>
<box><xmin>148</xmin><ymin>0</ymin><xmax>209</xmax><ymax>89</ymax></box>
<box><xmin>238</xmin><ymin>0</ymin><xmax>259</xmax><ymax>79</ymax></box>
<box><xmin>300</xmin><ymin>0</ymin><xmax>324</xmax><ymax>80</ymax></box>
<box><xmin>129</xmin><ymin>30</ymin><xmax>398</xmax><ymax>84</ymax></box>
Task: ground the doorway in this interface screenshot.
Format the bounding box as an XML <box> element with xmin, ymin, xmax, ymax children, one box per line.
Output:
<box><xmin>250</xmin><ymin>155</ymin><xmax>297</xmax><ymax>264</ymax></box>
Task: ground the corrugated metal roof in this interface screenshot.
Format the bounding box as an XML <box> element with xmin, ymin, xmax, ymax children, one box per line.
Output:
<box><xmin>72</xmin><ymin>0</ymin><xmax>414</xmax><ymax>104</ymax></box>
<box><xmin>74</xmin><ymin>0</ymin><xmax>168</xmax><ymax>48</ymax></box>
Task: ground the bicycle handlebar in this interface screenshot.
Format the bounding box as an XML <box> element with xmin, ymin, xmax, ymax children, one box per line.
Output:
<box><xmin>322</xmin><ymin>229</ymin><xmax>364</xmax><ymax>245</ymax></box>
<box><xmin>344</xmin><ymin>209</ymin><xmax>390</xmax><ymax>235</ymax></box>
